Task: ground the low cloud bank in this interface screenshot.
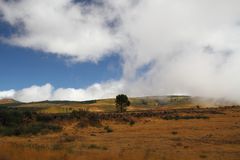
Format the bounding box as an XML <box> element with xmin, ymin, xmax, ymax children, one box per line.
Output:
<box><xmin>0</xmin><ymin>82</ymin><xmax>124</xmax><ymax>103</ymax></box>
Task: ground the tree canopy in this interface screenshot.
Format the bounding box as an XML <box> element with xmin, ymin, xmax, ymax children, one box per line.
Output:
<box><xmin>115</xmin><ymin>94</ymin><xmax>130</xmax><ymax>112</ymax></box>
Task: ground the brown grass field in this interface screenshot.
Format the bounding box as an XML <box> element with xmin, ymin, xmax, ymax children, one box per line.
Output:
<box><xmin>0</xmin><ymin>100</ymin><xmax>239</xmax><ymax>160</ymax></box>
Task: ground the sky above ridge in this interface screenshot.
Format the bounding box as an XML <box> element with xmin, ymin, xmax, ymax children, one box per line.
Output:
<box><xmin>0</xmin><ymin>0</ymin><xmax>240</xmax><ymax>102</ymax></box>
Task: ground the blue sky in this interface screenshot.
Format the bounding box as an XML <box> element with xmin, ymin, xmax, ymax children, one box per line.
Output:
<box><xmin>0</xmin><ymin>19</ymin><xmax>122</xmax><ymax>90</ymax></box>
<box><xmin>0</xmin><ymin>14</ymin><xmax>122</xmax><ymax>91</ymax></box>
<box><xmin>0</xmin><ymin>42</ymin><xmax>122</xmax><ymax>90</ymax></box>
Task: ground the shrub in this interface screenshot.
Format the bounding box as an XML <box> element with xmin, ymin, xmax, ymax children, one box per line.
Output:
<box><xmin>88</xmin><ymin>113</ymin><xmax>101</xmax><ymax>127</ymax></box>
<box><xmin>70</xmin><ymin>109</ymin><xmax>89</xmax><ymax>119</ymax></box>
<box><xmin>36</xmin><ymin>114</ymin><xmax>55</xmax><ymax>122</ymax></box>
<box><xmin>104</xmin><ymin>126</ymin><xmax>113</xmax><ymax>133</ymax></box>
<box><xmin>0</xmin><ymin>110</ymin><xmax>24</xmax><ymax>127</ymax></box>
<box><xmin>0</xmin><ymin>123</ymin><xmax>62</xmax><ymax>136</ymax></box>
<box><xmin>199</xmin><ymin>155</ymin><xmax>207</xmax><ymax>159</ymax></box>
<box><xmin>129</xmin><ymin>120</ymin><xmax>135</xmax><ymax>126</ymax></box>
<box><xmin>52</xmin><ymin>143</ymin><xmax>63</xmax><ymax>150</ymax></box>
<box><xmin>0</xmin><ymin>110</ymin><xmax>35</xmax><ymax>126</ymax></box>
<box><xmin>23</xmin><ymin>111</ymin><xmax>35</xmax><ymax>119</ymax></box>
<box><xmin>73</xmin><ymin>110</ymin><xmax>101</xmax><ymax>128</ymax></box>
<box><xmin>76</xmin><ymin>118</ymin><xmax>90</xmax><ymax>128</ymax></box>
<box><xmin>162</xmin><ymin>115</ymin><xmax>209</xmax><ymax>120</ymax></box>
<box><xmin>87</xmin><ymin>144</ymin><xmax>107</xmax><ymax>150</ymax></box>
<box><xmin>171</xmin><ymin>131</ymin><xmax>178</xmax><ymax>135</ymax></box>
<box><xmin>59</xmin><ymin>134</ymin><xmax>76</xmax><ymax>143</ymax></box>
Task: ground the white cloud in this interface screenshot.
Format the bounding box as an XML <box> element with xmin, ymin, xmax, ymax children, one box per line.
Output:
<box><xmin>13</xmin><ymin>83</ymin><xmax>53</xmax><ymax>102</ymax></box>
<box><xmin>1</xmin><ymin>0</ymin><xmax>240</xmax><ymax>102</ymax></box>
<box><xmin>51</xmin><ymin>80</ymin><xmax>124</xmax><ymax>101</ymax></box>
<box><xmin>0</xmin><ymin>82</ymin><xmax>124</xmax><ymax>102</ymax></box>
<box><xmin>0</xmin><ymin>89</ymin><xmax>16</xmax><ymax>99</ymax></box>
<box><xmin>0</xmin><ymin>0</ymin><xmax>123</xmax><ymax>61</ymax></box>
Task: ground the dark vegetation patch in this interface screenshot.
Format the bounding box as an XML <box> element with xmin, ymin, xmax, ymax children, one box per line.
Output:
<box><xmin>1</xmin><ymin>105</ymin><xmax>231</xmax><ymax>136</ymax></box>
<box><xmin>11</xmin><ymin>142</ymin><xmax>49</xmax><ymax>151</ymax></box>
<box><xmin>79</xmin><ymin>100</ymin><xmax>97</xmax><ymax>104</ymax></box>
<box><xmin>87</xmin><ymin>144</ymin><xmax>108</xmax><ymax>150</ymax></box>
<box><xmin>0</xmin><ymin>110</ymin><xmax>62</xmax><ymax>136</ymax></box>
<box><xmin>0</xmin><ymin>102</ymin><xmax>23</xmax><ymax>108</ymax></box>
<box><xmin>162</xmin><ymin>114</ymin><xmax>209</xmax><ymax>120</ymax></box>
<box><xmin>129</xmin><ymin>120</ymin><xmax>135</xmax><ymax>126</ymax></box>
<box><xmin>199</xmin><ymin>154</ymin><xmax>208</xmax><ymax>159</ymax></box>
<box><xmin>0</xmin><ymin>123</ymin><xmax>62</xmax><ymax>136</ymax></box>
<box><xmin>0</xmin><ymin>110</ymin><xmax>36</xmax><ymax>126</ymax></box>
<box><xmin>59</xmin><ymin>134</ymin><xmax>76</xmax><ymax>143</ymax></box>
<box><xmin>52</xmin><ymin>143</ymin><xmax>63</xmax><ymax>150</ymax></box>
<box><xmin>104</xmin><ymin>126</ymin><xmax>113</xmax><ymax>133</ymax></box>
<box><xmin>72</xmin><ymin>110</ymin><xmax>101</xmax><ymax>128</ymax></box>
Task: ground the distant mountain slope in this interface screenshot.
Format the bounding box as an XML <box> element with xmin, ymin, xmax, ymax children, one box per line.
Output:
<box><xmin>0</xmin><ymin>98</ymin><xmax>19</xmax><ymax>105</ymax></box>
<box><xmin>0</xmin><ymin>96</ymin><xmax>237</xmax><ymax>113</ymax></box>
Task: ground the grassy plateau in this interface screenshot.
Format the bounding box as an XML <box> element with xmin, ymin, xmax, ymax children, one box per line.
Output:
<box><xmin>0</xmin><ymin>96</ymin><xmax>239</xmax><ymax>160</ymax></box>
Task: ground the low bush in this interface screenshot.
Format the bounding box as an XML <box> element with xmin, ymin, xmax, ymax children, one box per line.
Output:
<box><xmin>59</xmin><ymin>134</ymin><xmax>76</xmax><ymax>143</ymax></box>
<box><xmin>88</xmin><ymin>113</ymin><xmax>101</xmax><ymax>127</ymax></box>
<box><xmin>0</xmin><ymin>110</ymin><xmax>36</xmax><ymax>127</ymax></box>
<box><xmin>87</xmin><ymin>144</ymin><xmax>107</xmax><ymax>150</ymax></box>
<box><xmin>0</xmin><ymin>123</ymin><xmax>62</xmax><ymax>136</ymax></box>
<box><xmin>36</xmin><ymin>114</ymin><xmax>55</xmax><ymax>122</ymax></box>
<box><xmin>104</xmin><ymin>126</ymin><xmax>113</xmax><ymax>133</ymax></box>
<box><xmin>129</xmin><ymin>119</ymin><xmax>135</xmax><ymax>126</ymax></box>
<box><xmin>162</xmin><ymin>114</ymin><xmax>209</xmax><ymax>120</ymax></box>
<box><xmin>52</xmin><ymin>143</ymin><xmax>63</xmax><ymax>150</ymax></box>
<box><xmin>199</xmin><ymin>154</ymin><xmax>207</xmax><ymax>159</ymax></box>
<box><xmin>76</xmin><ymin>118</ymin><xmax>90</xmax><ymax>128</ymax></box>
<box><xmin>73</xmin><ymin>110</ymin><xmax>101</xmax><ymax>128</ymax></box>
<box><xmin>171</xmin><ymin>131</ymin><xmax>178</xmax><ymax>135</ymax></box>
<box><xmin>70</xmin><ymin>109</ymin><xmax>89</xmax><ymax>119</ymax></box>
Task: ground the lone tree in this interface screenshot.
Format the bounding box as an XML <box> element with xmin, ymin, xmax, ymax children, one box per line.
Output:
<box><xmin>115</xmin><ymin>94</ymin><xmax>130</xmax><ymax>112</ymax></box>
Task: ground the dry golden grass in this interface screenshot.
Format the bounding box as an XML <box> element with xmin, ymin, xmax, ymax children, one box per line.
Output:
<box><xmin>6</xmin><ymin>96</ymin><xmax>224</xmax><ymax>114</ymax></box>
<box><xmin>0</xmin><ymin>107</ymin><xmax>240</xmax><ymax>160</ymax></box>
